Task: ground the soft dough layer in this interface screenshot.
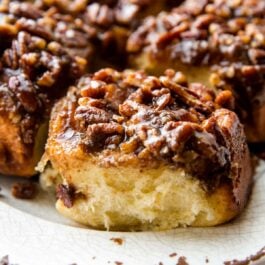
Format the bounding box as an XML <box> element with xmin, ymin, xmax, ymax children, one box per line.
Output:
<box><xmin>52</xmin><ymin>164</ymin><xmax>248</xmax><ymax>230</ymax></box>
<box><xmin>39</xmin><ymin>69</ymin><xmax>253</xmax><ymax>231</ymax></box>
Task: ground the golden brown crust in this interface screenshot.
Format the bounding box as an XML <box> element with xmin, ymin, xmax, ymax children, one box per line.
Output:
<box><xmin>127</xmin><ymin>0</ymin><xmax>265</xmax><ymax>142</ymax></box>
<box><xmin>0</xmin><ymin>115</ymin><xmax>36</xmax><ymax>177</ymax></box>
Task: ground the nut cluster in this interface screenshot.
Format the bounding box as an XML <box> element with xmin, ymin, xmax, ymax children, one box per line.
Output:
<box><xmin>127</xmin><ymin>0</ymin><xmax>265</xmax><ymax>65</ymax></box>
<box><xmin>0</xmin><ymin>1</ymin><xmax>86</xmax><ymax>145</ymax></box>
<box><xmin>71</xmin><ymin>68</ymin><xmax>236</xmax><ymax>188</ymax></box>
<box><xmin>127</xmin><ymin>0</ymin><xmax>265</xmax><ymax>122</ymax></box>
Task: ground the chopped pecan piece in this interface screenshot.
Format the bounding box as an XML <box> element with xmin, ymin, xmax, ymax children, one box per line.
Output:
<box><xmin>11</xmin><ymin>182</ymin><xmax>37</xmax><ymax>199</ymax></box>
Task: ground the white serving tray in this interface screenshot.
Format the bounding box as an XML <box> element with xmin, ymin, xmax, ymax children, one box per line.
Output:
<box><xmin>0</xmin><ymin>162</ymin><xmax>265</xmax><ymax>265</ymax></box>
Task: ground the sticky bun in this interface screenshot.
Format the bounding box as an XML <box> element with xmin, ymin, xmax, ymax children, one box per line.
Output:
<box><xmin>39</xmin><ymin>68</ymin><xmax>253</xmax><ymax>230</ymax></box>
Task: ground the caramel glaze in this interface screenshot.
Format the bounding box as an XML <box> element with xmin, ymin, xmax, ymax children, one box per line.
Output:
<box><xmin>0</xmin><ymin>0</ymin><xmax>185</xmax><ymax>71</ymax></box>
<box><xmin>127</xmin><ymin>0</ymin><xmax>265</xmax><ymax>138</ymax></box>
<box><xmin>0</xmin><ymin>1</ymin><xmax>86</xmax><ymax>176</ymax></box>
<box><xmin>56</xmin><ymin>68</ymin><xmax>252</xmax><ymax>199</ymax></box>
<box><xmin>0</xmin><ymin>31</ymin><xmax>83</xmax><ymax>140</ymax></box>
<box><xmin>0</xmin><ymin>1</ymin><xmax>94</xmax><ymax>60</ymax></box>
<box><xmin>31</xmin><ymin>0</ymin><xmax>186</xmax><ymax>68</ymax></box>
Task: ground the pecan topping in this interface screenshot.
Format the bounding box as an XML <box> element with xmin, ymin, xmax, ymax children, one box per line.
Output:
<box><xmin>127</xmin><ymin>0</ymin><xmax>265</xmax><ymax>127</ymax></box>
<box><xmin>0</xmin><ymin>2</ymin><xmax>86</xmax><ymax>147</ymax></box>
<box><xmin>128</xmin><ymin>1</ymin><xmax>265</xmax><ymax>65</ymax></box>
<box><xmin>60</xmin><ymin>68</ymin><xmax>240</xmax><ymax>190</ymax></box>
